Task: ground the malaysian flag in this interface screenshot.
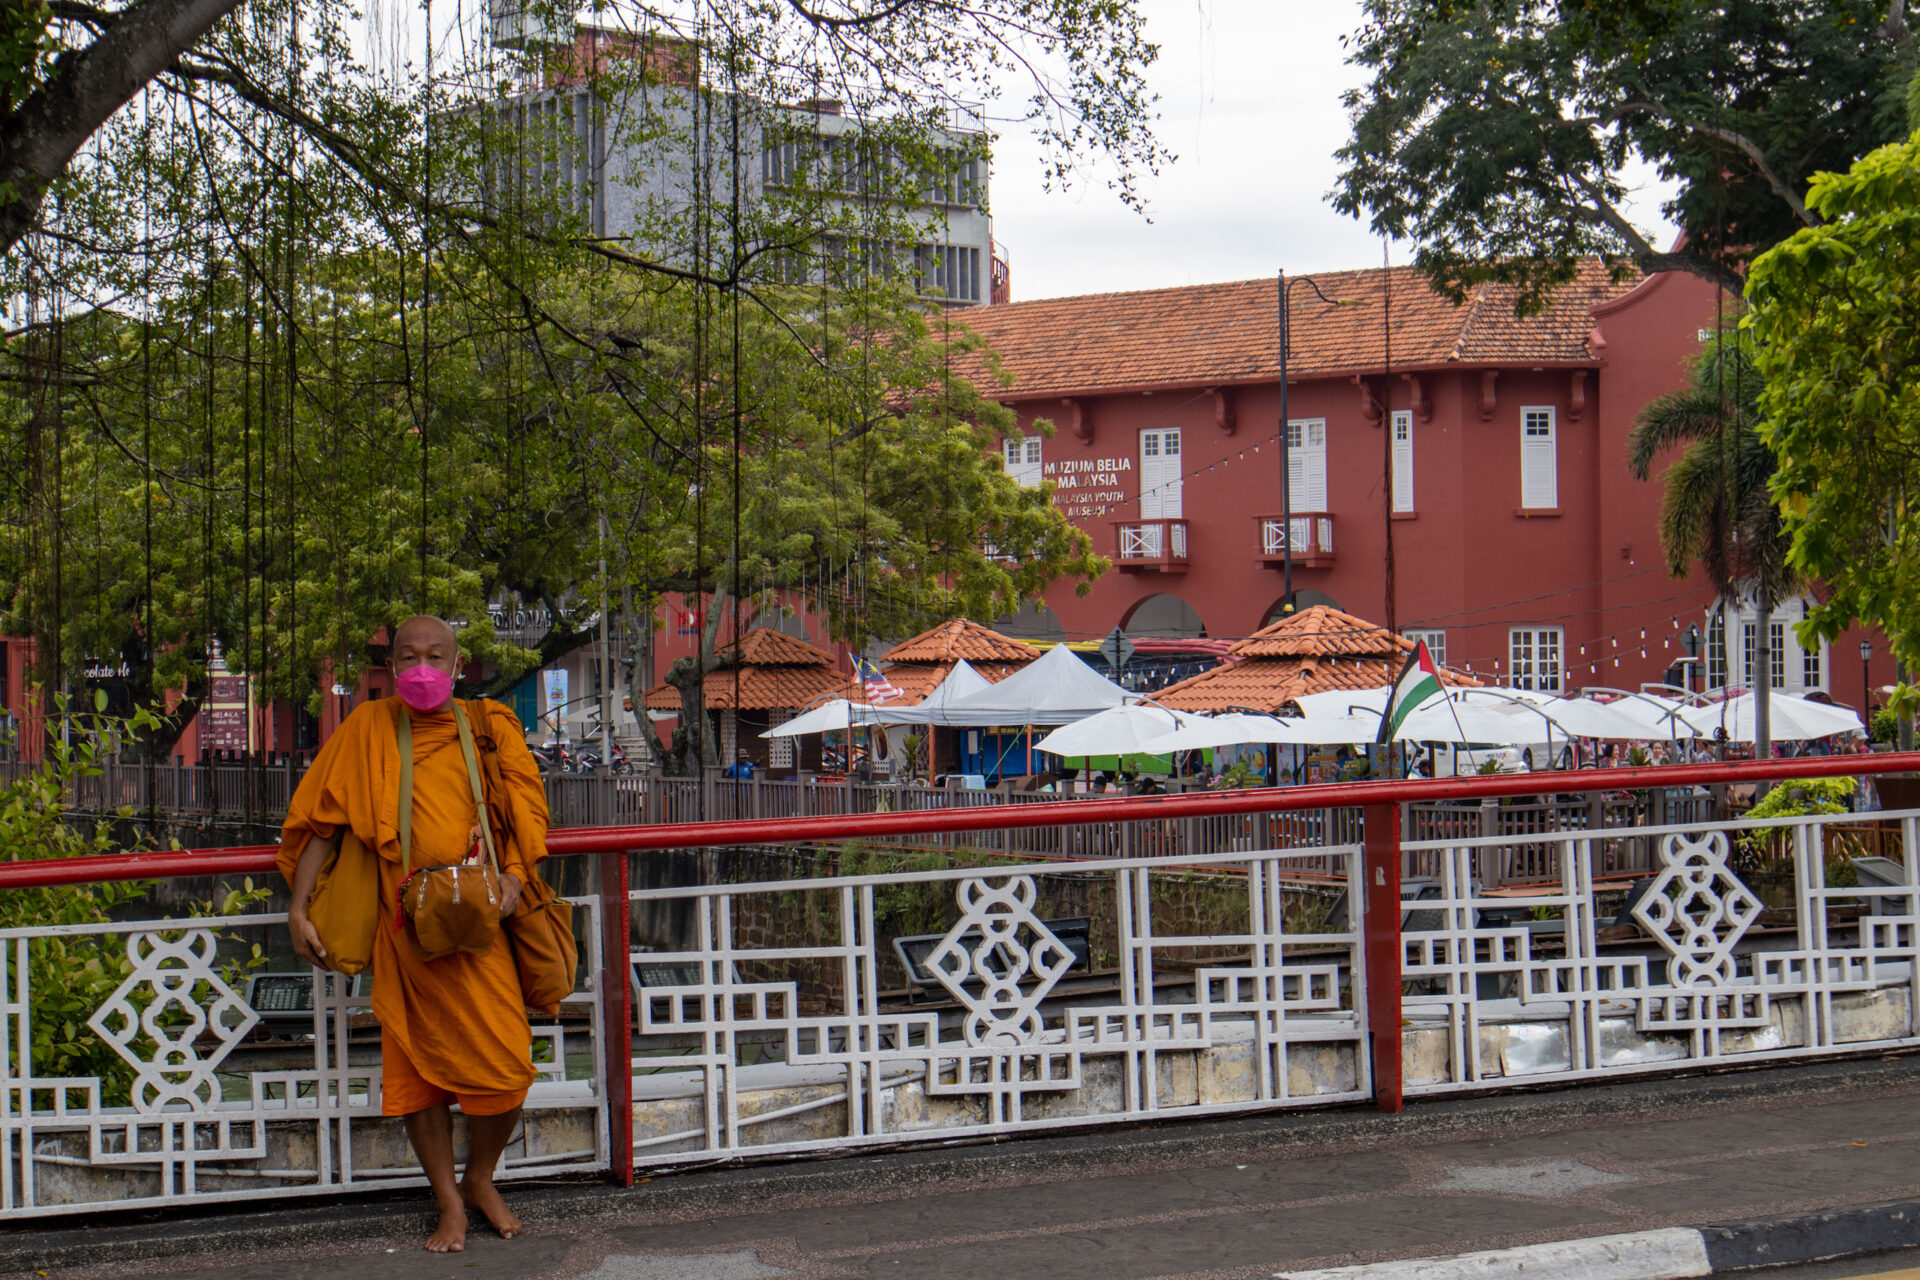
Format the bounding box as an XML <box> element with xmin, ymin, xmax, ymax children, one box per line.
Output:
<box><xmin>855</xmin><ymin>656</ymin><xmax>905</xmax><ymax>704</ymax></box>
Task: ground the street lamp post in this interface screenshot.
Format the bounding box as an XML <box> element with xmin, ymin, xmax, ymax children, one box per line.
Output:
<box><xmin>1861</xmin><ymin>639</ymin><xmax>1873</xmax><ymax>726</ymax></box>
<box><xmin>1277</xmin><ymin>271</ymin><xmax>1293</xmax><ymax>609</ymax></box>
<box><xmin>1276</xmin><ymin>270</ymin><xmax>1347</xmax><ymax>615</ymax></box>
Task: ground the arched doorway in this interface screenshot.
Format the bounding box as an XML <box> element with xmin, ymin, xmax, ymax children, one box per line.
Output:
<box><xmin>1122</xmin><ymin>593</ymin><xmax>1206</xmax><ymax>639</ymax></box>
<box><xmin>993</xmin><ymin>600</ymin><xmax>1067</xmax><ymax>644</ymax></box>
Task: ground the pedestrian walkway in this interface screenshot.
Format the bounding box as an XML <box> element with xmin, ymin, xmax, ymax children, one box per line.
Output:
<box><xmin>19</xmin><ymin>1056</ymin><xmax>1920</xmax><ymax>1280</ymax></box>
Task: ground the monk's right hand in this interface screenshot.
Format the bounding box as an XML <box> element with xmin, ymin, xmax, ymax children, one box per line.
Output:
<box><xmin>289</xmin><ymin>910</ymin><xmax>329</xmax><ymax>967</ymax></box>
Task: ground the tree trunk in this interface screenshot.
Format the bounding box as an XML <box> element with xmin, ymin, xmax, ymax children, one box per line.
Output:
<box><xmin>664</xmin><ymin>589</ymin><xmax>729</xmax><ymax>778</ymax></box>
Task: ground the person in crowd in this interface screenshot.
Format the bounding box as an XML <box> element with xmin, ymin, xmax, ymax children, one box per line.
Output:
<box><xmin>723</xmin><ymin>750</ymin><xmax>756</xmax><ymax>779</ymax></box>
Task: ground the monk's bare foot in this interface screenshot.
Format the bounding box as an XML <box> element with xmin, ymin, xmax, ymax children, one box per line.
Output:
<box><xmin>425</xmin><ymin>1199</ymin><xmax>468</xmax><ymax>1253</ymax></box>
<box><xmin>461</xmin><ymin>1177</ymin><xmax>522</xmax><ymax>1239</ymax></box>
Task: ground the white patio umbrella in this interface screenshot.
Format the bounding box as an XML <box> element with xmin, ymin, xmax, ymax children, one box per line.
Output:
<box><xmin>762</xmin><ymin>698</ymin><xmax>881</xmax><ymax>738</ymax></box>
<box><xmin>1491</xmin><ymin>689</ymin><xmax>1685</xmax><ymax>740</ymax></box>
<box><xmin>1561</xmin><ymin>690</ymin><xmax>1699</xmax><ymax>740</ymax></box>
<box><xmin>1683</xmin><ymin>693</ymin><xmax>1865</xmax><ymax>742</ymax></box>
<box><xmin>1395</xmin><ymin>692</ymin><xmax>1560</xmax><ymax>745</ymax></box>
<box><xmin>1137</xmin><ymin>710</ymin><xmax>1377</xmax><ymax>753</ymax></box>
<box><xmin>1033</xmin><ymin>703</ymin><xmax>1198</xmax><ymax>757</ymax></box>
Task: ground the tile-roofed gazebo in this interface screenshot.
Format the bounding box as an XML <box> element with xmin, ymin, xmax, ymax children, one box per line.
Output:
<box><xmin>952</xmin><ymin>262</ymin><xmax>1632</xmax><ymax>400</ymax></box>
<box><xmin>876</xmin><ymin>619</ymin><xmax>1037</xmax><ymax>703</ymax></box>
<box><xmin>1155</xmin><ymin>606</ymin><xmax>1476</xmax><ymax>714</ymax></box>
<box><xmin>642</xmin><ymin>627</ymin><xmax>851</xmax><ymax>712</ymax></box>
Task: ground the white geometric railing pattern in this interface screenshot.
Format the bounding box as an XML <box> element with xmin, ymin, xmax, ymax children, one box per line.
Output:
<box><xmin>1398</xmin><ymin>812</ymin><xmax>1920</xmax><ymax>1088</ymax></box>
<box><xmin>7</xmin><ymin>804</ymin><xmax>1918</xmax><ymax>1212</ymax></box>
<box><xmin>0</xmin><ymin>900</ymin><xmax>609</xmax><ymax>1218</ymax></box>
<box><xmin>626</xmin><ymin>847</ymin><xmax>1371</xmax><ymax>1161</ymax></box>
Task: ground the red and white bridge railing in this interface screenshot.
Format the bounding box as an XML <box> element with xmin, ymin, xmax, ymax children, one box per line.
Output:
<box><xmin>1</xmin><ymin>755</ymin><xmax>1916</xmax><ymax>1218</ymax></box>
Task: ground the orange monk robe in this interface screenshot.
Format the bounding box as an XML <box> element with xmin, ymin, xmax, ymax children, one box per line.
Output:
<box><xmin>277</xmin><ymin>697</ymin><xmax>551</xmax><ymax>1112</ymax></box>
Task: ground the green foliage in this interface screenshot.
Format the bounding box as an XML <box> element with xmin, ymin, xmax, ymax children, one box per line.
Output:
<box><xmin>1743</xmin><ymin>776</ymin><xmax>1857</xmax><ymax>822</ymax></box>
<box><xmin>1872</xmin><ymin>707</ymin><xmax>1900</xmax><ymax>744</ymax></box>
<box><xmin>2</xmin><ymin>0</ymin><xmax>1155</xmax><ymax>760</ymax></box>
<box><xmin>1627</xmin><ymin>328</ymin><xmax>1795</xmax><ymax>608</ymax></box>
<box><xmin>1335</xmin><ymin>0</ymin><xmax>1910</xmax><ymax>311</ymax></box>
<box><xmin>1748</xmin><ymin>130</ymin><xmax>1920</xmax><ymax>680</ymax></box>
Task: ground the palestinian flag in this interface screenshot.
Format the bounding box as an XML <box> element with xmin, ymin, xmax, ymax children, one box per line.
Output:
<box><xmin>1377</xmin><ymin>640</ymin><xmax>1444</xmax><ymax>743</ymax></box>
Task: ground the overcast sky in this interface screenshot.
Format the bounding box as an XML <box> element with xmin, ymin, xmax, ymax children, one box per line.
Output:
<box><xmin>987</xmin><ymin>0</ymin><xmax>1680</xmax><ymax>303</ymax></box>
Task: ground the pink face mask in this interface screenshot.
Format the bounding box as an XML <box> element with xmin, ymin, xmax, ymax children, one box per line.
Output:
<box><xmin>395</xmin><ymin>663</ymin><xmax>454</xmax><ymax>712</ymax></box>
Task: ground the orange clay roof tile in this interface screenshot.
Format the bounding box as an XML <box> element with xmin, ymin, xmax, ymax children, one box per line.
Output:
<box><xmin>732</xmin><ymin>627</ymin><xmax>837</xmax><ymax>667</ymax></box>
<box><xmin>1157</xmin><ymin>607</ymin><xmax>1479</xmax><ymax>714</ymax></box>
<box><xmin>642</xmin><ymin>626</ymin><xmax>846</xmax><ymax>711</ymax></box>
<box><xmin>953</xmin><ymin>262</ymin><xmax>1633</xmax><ymax>399</ymax></box>
<box><xmin>1228</xmin><ymin>605</ymin><xmax>1411</xmax><ymax>659</ymax></box>
<box><xmin>877</xmin><ymin>660</ymin><xmax>1027</xmax><ymax>703</ymax></box>
<box><xmin>881</xmin><ymin>619</ymin><xmax>1042</xmax><ymax>665</ymax></box>
<box><xmin>1156</xmin><ymin>656</ymin><xmax>1477</xmax><ymax>715</ymax></box>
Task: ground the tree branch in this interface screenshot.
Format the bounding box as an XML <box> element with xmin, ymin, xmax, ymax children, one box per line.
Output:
<box><xmin>1617</xmin><ymin>99</ymin><xmax>1820</xmax><ymax>228</ymax></box>
<box><xmin>0</xmin><ymin>0</ymin><xmax>242</xmax><ymax>257</ymax></box>
<box><xmin>1567</xmin><ymin>171</ymin><xmax>1745</xmax><ymax>295</ymax></box>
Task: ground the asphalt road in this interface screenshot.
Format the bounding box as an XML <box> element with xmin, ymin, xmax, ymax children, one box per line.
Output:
<box><xmin>18</xmin><ymin>1055</ymin><xmax>1920</xmax><ymax>1280</ymax></box>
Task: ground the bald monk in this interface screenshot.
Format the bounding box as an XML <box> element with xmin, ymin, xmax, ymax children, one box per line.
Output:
<box><xmin>279</xmin><ymin>616</ymin><xmax>549</xmax><ymax>1252</ymax></box>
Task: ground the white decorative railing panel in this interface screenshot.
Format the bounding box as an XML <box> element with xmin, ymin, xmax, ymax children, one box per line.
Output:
<box><xmin>1398</xmin><ymin>811</ymin><xmax>1920</xmax><ymax>1092</ymax></box>
<box><xmin>0</xmin><ymin>900</ymin><xmax>609</xmax><ymax>1218</ymax></box>
<box><xmin>625</xmin><ymin>847</ymin><xmax>1370</xmax><ymax>1165</ymax></box>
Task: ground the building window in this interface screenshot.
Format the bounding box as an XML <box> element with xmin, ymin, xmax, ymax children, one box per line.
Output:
<box><xmin>1405</xmin><ymin>629</ymin><xmax>1445</xmax><ymax>668</ymax></box>
<box><xmin>1707</xmin><ymin>614</ymin><xmax>1728</xmax><ymax>691</ymax></box>
<box><xmin>1769</xmin><ymin>621</ymin><xmax>1787</xmax><ymax>690</ymax></box>
<box><xmin>1140</xmin><ymin>427</ymin><xmax>1183</xmax><ymax>519</ymax></box>
<box><xmin>1003</xmin><ymin>435</ymin><xmax>1042</xmax><ymax>487</ymax></box>
<box><xmin>914</xmin><ymin>243</ymin><xmax>982</xmax><ymax>303</ymax></box>
<box><xmin>1391</xmin><ymin>410</ymin><xmax>1414</xmax><ymax>513</ymax></box>
<box><xmin>1509</xmin><ymin>627</ymin><xmax>1563</xmax><ymax>692</ymax></box>
<box><xmin>1286</xmin><ymin>419</ymin><xmax>1328</xmax><ymax>512</ymax></box>
<box><xmin>1801</xmin><ymin>628</ymin><xmax>1823</xmax><ymax>690</ymax></box>
<box><xmin>1520</xmin><ymin>406</ymin><xmax>1557</xmax><ymax>510</ymax></box>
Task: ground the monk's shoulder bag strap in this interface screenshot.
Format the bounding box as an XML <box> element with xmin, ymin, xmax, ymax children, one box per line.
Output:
<box><xmin>460</xmin><ymin>701</ymin><xmax>579</xmax><ymax>1016</ymax></box>
<box><xmin>395</xmin><ymin>704</ymin><xmax>502</xmax><ymax>962</ymax></box>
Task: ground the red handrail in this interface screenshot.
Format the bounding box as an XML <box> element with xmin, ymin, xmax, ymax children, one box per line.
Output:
<box><xmin>2</xmin><ymin>753</ymin><xmax>1914</xmax><ymax>891</ymax></box>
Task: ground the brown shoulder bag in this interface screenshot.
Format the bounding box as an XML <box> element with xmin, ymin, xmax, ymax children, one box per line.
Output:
<box><xmin>303</xmin><ymin>828</ymin><xmax>380</xmax><ymax>976</ymax></box>
<box><xmin>395</xmin><ymin>705</ymin><xmax>502</xmax><ymax>962</ymax></box>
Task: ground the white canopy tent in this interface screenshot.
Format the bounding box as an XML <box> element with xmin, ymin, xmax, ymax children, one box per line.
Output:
<box><xmin>890</xmin><ymin>643</ymin><xmax>1136</xmax><ymax>727</ymax></box>
<box><xmin>1684</xmin><ymin>693</ymin><xmax>1865</xmax><ymax>742</ymax></box>
<box><xmin>881</xmin><ymin>658</ymin><xmax>991</xmax><ymax>720</ymax></box>
<box><xmin>761</xmin><ymin>698</ymin><xmax>881</xmax><ymax>738</ymax></box>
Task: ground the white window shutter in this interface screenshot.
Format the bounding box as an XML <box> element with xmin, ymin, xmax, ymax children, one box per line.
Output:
<box><xmin>1391</xmin><ymin>412</ymin><xmax>1414</xmax><ymax>512</ymax></box>
<box><xmin>1288</xmin><ymin>420</ymin><xmax>1328</xmax><ymax>512</ymax></box>
<box><xmin>1521</xmin><ymin>408</ymin><xmax>1557</xmax><ymax>509</ymax></box>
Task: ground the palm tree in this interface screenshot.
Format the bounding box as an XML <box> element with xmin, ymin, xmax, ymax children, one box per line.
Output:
<box><xmin>1629</xmin><ymin>331</ymin><xmax>1797</xmax><ymax>761</ymax></box>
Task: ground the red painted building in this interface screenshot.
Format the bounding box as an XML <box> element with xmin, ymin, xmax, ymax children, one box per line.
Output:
<box><xmin>956</xmin><ymin>264</ymin><xmax>1888</xmax><ymax>709</ymax></box>
<box><xmin>1</xmin><ymin>264</ymin><xmax>1895</xmax><ymax>764</ymax></box>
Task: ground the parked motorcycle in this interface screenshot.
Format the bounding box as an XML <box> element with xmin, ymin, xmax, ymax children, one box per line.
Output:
<box><xmin>574</xmin><ymin>737</ymin><xmax>636</xmax><ymax>775</ymax></box>
<box><xmin>527</xmin><ymin>739</ymin><xmax>575</xmax><ymax>773</ymax></box>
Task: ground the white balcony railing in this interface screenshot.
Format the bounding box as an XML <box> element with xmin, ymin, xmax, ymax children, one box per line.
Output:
<box><xmin>1256</xmin><ymin>512</ymin><xmax>1334</xmax><ymax>567</ymax></box>
<box><xmin>1113</xmin><ymin>517</ymin><xmax>1189</xmax><ymax>569</ymax></box>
